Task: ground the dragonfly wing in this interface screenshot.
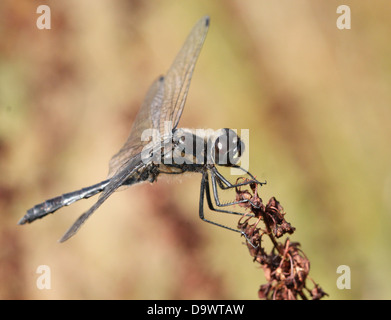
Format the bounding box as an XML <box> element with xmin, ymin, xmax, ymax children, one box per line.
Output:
<box><xmin>158</xmin><ymin>16</ymin><xmax>209</xmax><ymax>136</ymax></box>
<box><xmin>108</xmin><ymin>76</ymin><xmax>165</xmax><ymax>178</ymax></box>
<box><xmin>108</xmin><ymin>16</ymin><xmax>209</xmax><ymax>178</ymax></box>
<box><xmin>60</xmin><ymin>154</ymin><xmax>145</xmax><ymax>242</ymax></box>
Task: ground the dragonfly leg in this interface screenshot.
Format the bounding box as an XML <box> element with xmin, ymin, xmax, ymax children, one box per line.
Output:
<box><xmin>204</xmin><ymin>172</ymin><xmax>252</xmax><ymax>216</ymax></box>
<box><xmin>212</xmin><ymin>166</ymin><xmax>266</xmax><ymax>190</ymax></box>
<box><xmin>210</xmin><ymin>168</ymin><xmax>262</xmax><ymax>209</ymax></box>
<box><xmin>199</xmin><ymin>172</ymin><xmax>257</xmax><ymax>248</ymax></box>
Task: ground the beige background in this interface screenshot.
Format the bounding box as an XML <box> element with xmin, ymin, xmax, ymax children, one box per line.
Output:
<box><xmin>1</xmin><ymin>0</ymin><xmax>391</xmax><ymax>299</ymax></box>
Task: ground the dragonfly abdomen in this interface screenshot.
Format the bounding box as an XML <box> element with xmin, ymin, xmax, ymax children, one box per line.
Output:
<box><xmin>18</xmin><ymin>179</ymin><xmax>111</xmax><ymax>225</ymax></box>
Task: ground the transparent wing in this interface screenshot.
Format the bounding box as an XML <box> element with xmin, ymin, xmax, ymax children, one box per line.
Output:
<box><xmin>60</xmin><ymin>153</ymin><xmax>145</xmax><ymax>242</ymax></box>
<box><xmin>108</xmin><ymin>76</ymin><xmax>165</xmax><ymax>178</ymax></box>
<box><xmin>158</xmin><ymin>15</ymin><xmax>209</xmax><ymax>136</ymax></box>
<box><xmin>108</xmin><ymin>16</ymin><xmax>209</xmax><ymax>178</ymax></box>
<box><xmin>59</xmin><ymin>16</ymin><xmax>210</xmax><ymax>242</ymax></box>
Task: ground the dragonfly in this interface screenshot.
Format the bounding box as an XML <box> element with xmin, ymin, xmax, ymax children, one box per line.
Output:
<box><xmin>19</xmin><ymin>16</ymin><xmax>264</xmax><ymax>243</ymax></box>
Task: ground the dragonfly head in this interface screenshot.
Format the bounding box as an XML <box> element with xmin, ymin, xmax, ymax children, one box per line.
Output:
<box><xmin>211</xmin><ymin>128</ymin><xmax>244</xmax><ymax>166</ymax></box>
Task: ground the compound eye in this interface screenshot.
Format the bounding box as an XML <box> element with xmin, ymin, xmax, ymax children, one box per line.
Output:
<box><xmin>234</xmin><ymin>137</ymin><xmax>243</xmax><ymax>159</ymax></box>
<box><xmin>214</xmin><ymin>129</ymin><xmax>243</xmax><ymax>165</ymax></box>
<box><xmin>214</xmin><ymin>136</ymin><xmax>228</xmax><ymax>155</ymax></box>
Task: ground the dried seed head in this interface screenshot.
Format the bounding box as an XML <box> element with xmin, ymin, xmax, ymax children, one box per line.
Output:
<box><xmin>235</xmin><ymin>177</ymin><xmax>327</xmax><ymax>300</ymax></box>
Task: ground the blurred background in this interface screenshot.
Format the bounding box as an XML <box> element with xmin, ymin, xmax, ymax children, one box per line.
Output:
<box><xmin>1</xmin><ymin>0</ymin><xmax>391</xmax><ymax>299</ymax></box>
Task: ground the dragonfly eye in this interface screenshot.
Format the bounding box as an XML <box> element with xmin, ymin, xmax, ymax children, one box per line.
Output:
<box><xmin>213</xmin><ymin>128</ymin><xmax>244</xmax><ymax>166</ymax></box>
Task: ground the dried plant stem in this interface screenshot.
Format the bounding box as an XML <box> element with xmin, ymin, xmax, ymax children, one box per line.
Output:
<box><xmin>235</xmin><ymin>178</ymin><xmax>327</xmax><ymax>300</ymax></box>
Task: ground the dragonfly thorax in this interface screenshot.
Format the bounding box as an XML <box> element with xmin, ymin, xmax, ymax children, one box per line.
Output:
<box><xmin>159</xmin><ymin>127</ymin><xmax>244</xmax><ymax>167</ymax></box>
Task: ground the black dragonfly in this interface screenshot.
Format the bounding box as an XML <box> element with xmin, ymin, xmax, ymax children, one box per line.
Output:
<box><xmin>19</xmin><ymin>16</ymin><xmax>264</xmax><ymax>242</ymax></box>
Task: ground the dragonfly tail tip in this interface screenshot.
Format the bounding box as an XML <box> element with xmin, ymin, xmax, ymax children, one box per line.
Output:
<box><xmin>205</xmin><ymin>16</ymin><xmax>210</xmax><ymax>27</ymax></box>
<box><xmin>17</xmin><ymin>216</ymin><xmax>27</xmax><ymax>225</ymax></box>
